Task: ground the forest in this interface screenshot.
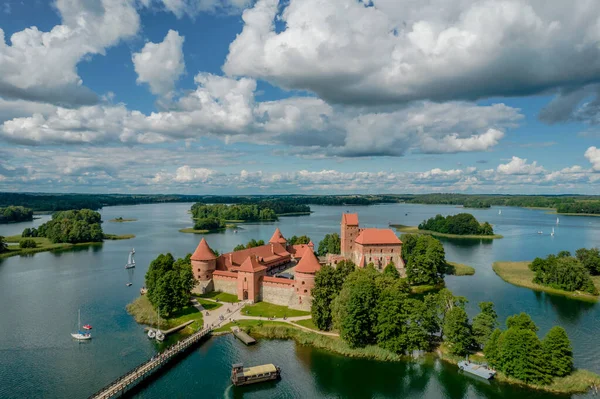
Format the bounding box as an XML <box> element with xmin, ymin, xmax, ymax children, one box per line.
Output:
<box><xmin>419</xmin><ymin>213</ymin><xmax>494</xmax><ymax>236</ymax></box>
<box><xmin>193</xmin><ymin>217</ymin><xmax>226</xmax><ymax>231</ymax></box>
<box><xmin>401</xmin><ymin>234</ymin><xmax>447</xmax><ymax>285</ymax></box>
<box><xmin>21</xmin><ymin>209</ymin><xmax>104</xmax><ymax>244</ymax></box>
<box><xmin>530</xmin><ymin>249</ymin><xmax>600</xmax><ymax>294</ymax></box>
<box><xmin>191</xmin><ymin>203</ymin><xmax>279</xmax><ymax>222</ymax></box>
<box><xmin>0</xmin><ymin>206</ymin><xmax>33</xmax><ymax>223</ymax></box>
<box><xmin>556</xmin><ymin>202</ymin><xmax>600</xmax><ymax>215</ymax></box>
<box><xmin>145</xmin><ymin>253</ymin><xmax>195</xmax><ymax>316</ymax></box>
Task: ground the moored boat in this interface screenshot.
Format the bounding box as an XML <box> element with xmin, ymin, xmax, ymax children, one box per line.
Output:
<box><xmin>458</xmin><ymin>360</ymin><xmax>496</xmax><ymax>380</ymax></box>
<box><xmin>83</xmin><ymin>324</ymin><xmax>92</xmax><ymax>330</ymax></box>
<box><xmin>71</xmin><ymin>309</ymin><xmax>92</xmax><ymax>340</ymax></box>
<box><xmin>230</xmin><ymin>363</ymin><xmax>281</xmax><ymax>386</ymax></box>
<box><xmin>147</xmin><ymin>329</ymin><xmax>156</xmax><ymax>339</ymax></box>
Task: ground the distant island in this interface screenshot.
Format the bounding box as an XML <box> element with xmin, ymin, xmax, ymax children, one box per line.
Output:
<box><xmin>109</xmin><ymin>217</ymin><xmax>138</xmax><ymax>222</ymax></box>
<box><xmin>393</xmin><ymin>213</ymin><xmax>502</xmax><ymax>239</ymax></box>
<box><xmin>494</xmin><ymin>248</ymin><xmax>600</xmax><ymax>302</ymax></box>
<box><xmin>0</xmin><ymin>206</ymin><xmax>33</xmax><ymax>224</ymax></box>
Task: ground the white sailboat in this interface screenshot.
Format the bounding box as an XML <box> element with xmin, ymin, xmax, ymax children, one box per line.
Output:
<box><xmin>71</xmin><ymin>309</ymin><xmax>92</xmax><ymax>340</ymax></box>
<box><xmin>155</xmin><ymin>308</ymin><xmax>165</xmax><ymax>341</ymax></box>
<box><xmin>551</xmin><ymin>227</ymin><xmax>555</xmax><ymax>237</ymax></box>
<box><xmin>556</xmin><ymin>217</ymin><xmax>560</xmax><ymax>225</ymax></box>
<box><xmin>125</xmin><ymin>249</ymin><xmax>136</xmax><ymax>269</ymax></box>
<box><xmin>147</xmin><ymin>308</ymin><xmax>156</xmax><ymax>339</ymax></box>
<box><xmin>498</xmin><ymin>209</ymin><xmax>502</xmax><ymax>215</ymax></box>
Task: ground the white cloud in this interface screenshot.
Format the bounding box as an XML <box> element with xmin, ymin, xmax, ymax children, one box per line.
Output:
<box><xmin>224</xmin><ymin>0</ymin><xmax>600</xmax><ymax>105</ymax></box>
<box><xmin>420</xmin><ymin>128</ymin><xmax>504</xmax><ymax>154</ymax></box>
<box><xmin>173</xmin><ymin>165</ymin><xmax>217</xmax><ymax>182</ymax></box>
<box><xmin>0</xmin><ymin>0</ymin><xmax>139</xmax><ymax>105</ymax></box>
<box><xmin>585</xmin><ymin>146</ymin><xmax>600</xmax><ymax>171</ymax></box>
<box><xmin>132</xmin><ymin>30</ymin><xmax>185</xmax><ymax>97</ymax></box>
<box><xmin>497</xmin><ymin>156</ymin><xmax>545</xmax><ymax>175</ymax></box>
<box><xmin>144</xmin><ymin>0</ymin><xmax>250</xmax><ymax>18</ymax></box>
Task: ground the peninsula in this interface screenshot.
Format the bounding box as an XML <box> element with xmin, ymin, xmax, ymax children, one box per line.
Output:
<box><xmin>392</xmin><ymin>212</ymin><xmax>502</xmax><ymax>239</ymax></box>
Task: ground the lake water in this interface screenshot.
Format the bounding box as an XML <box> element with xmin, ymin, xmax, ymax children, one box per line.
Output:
<box><xmin>1</xmin><ymin>203</ymin><xmax>600</xmax><ymax>399</ymax></box>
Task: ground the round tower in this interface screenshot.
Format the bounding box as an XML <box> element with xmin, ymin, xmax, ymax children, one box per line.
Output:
<box><xmin>294</xmin><ymin>248</ymin><xmax>321</xmax><ymax>306</ymax></box>
<box><xmin>191</xmin><ymin>238</ymin><xmax>217</xmax><ymax>281</ymax></box>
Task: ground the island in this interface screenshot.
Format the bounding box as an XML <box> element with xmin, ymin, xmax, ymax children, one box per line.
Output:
<box><xmin>0</xmin><ymin>209</ymin><xmax>134</xmax><ymax>258</ymax></box>
<box><xmin>109</xmin><ymin>217</ymin><xmax>138</xmax><ymax>222</ymax></box>
<box><xmin>493</xmin><ymin>248</ymin><xmax>600</xmax><ymax>302</ymax></box>
<box><xmin>0</xmin><ymin>206</ymin><xmax>34</xmax><ymax>224</ymax></box>
<box><xmin>392</xmin><ymin>213</ymin><xmax>503</xmax><ymax>239</ymax></box>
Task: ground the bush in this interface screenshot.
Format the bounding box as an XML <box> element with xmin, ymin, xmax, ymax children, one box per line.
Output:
<box><xmin>19</xmin><ymin>239</ymin><xmax>37</xmax><ymax>249</ymax></box>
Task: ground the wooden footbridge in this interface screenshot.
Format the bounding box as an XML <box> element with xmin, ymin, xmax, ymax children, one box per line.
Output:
<box><xmin>88</xmin><ymin>327</ymin><xmax>212</xmax><ymax>399</ymax></box>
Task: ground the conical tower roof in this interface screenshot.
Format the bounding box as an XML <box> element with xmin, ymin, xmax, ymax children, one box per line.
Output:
<box><xmin>295</xmin><ymin>248</ymin><xmax>321</xmax><ymax>274</ymax></box>
<box><xmin>191</xmin><ymin>238</ymin><xmax>217</xmax><ymax>261</ymax></box>
<box><xmin>238</xmin><ymin>255</ymin><xmax>267</xmax><ymax>273</ymax></box>
<box><xmin>269</xmin><ymin>228</ymin><xmax>287</xmax><ymax>244</ymax></box>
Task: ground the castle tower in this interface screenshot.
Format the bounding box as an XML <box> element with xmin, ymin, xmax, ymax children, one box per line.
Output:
<box><xmin>341</xmin><ymin>213</ymin><xmax>359</xmax><ymax>258</ymax></box>
<box><xmin>237</xmin><ymin>255</ymin><xmax>267</xmax><ymax>303</ymax></box>
<box><xmin>294</xmin><ymin>247</ymin><xmax>321</xmax><ymax>308</ymax></box>
<box><xmin>191</xmin><ymin>238</ymin><xmax>217</xmax><ymax>281</ymax></box>
<box><xmin>269</xmin><ymin>228</ymin><xmax>287</xmax><ymax>245</ymax></box>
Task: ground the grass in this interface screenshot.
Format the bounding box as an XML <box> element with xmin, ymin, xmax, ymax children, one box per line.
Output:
<box><xmin>292</xmin><ymin>318</ymin><xmax>320</xmax><ymax>331</ymax></box>
<box><xmin>438</xmin><ymin>343</ymin><xmax>600</xmax><ymax>394</ymax></box>
<box><xmin>0</xmin><ymin>235</ymin><xmax>102</xmax><ymax>259</ymax></box>
<box><xmin>446</xmin><ymin>261</ymin><xmax>475</xmax><ymax>276</ymax></box>
<box><xmin>196</xmin><ymin>298</ymin><xmax>222</xmax><ymax>311</ymax></box>
<box><xmin>410</xmin><ymin>283</ymin><xmax>444</xmax><ymax>294</ymax></box>
<box><xmin>126</xmin><ymin>295</ymin><xmax>204</xmax><ymax>335</ymax></box>
<box><xmin>103</xmin><ymin>234</ymin><xmax>135</xmax><ymax>240</ymax></box>
<box><xmin>242</xmin><ymin>301</ymin><xmax>311</xmax><ymax>318</ymax></box>
<box><xmin>109</xmin><ymin>217</ymin><xmax>138</xmax><ymax>222</ymax></box>
<box><xmin>197</xmin><ymin>291</ymin><xmax>240</xmax><ymax>303</ymax></box>
<box><xmin>392</xmin><ymin>224</ymin><xmax>503</xmax><ymax>239</ymax></box>
<box><xmin>493</xmin><ymin>261</ymin><xmax>600</xmax><ymax>302</ymax></box>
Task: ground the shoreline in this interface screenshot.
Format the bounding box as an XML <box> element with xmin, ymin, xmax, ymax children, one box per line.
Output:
<box><xmin>392</xmin><ymin>225</ymin><xmax>503</xmax><ymax>239</ymax></box>
<box><xmin>1</xmin><ymin>234</ymin><xmax>133</xmax><ymax>259</ymax></box>
<box><xmin>493</xmin><ymin>261</ymin><xmax>600</xmax><ymax>302</ymax></box>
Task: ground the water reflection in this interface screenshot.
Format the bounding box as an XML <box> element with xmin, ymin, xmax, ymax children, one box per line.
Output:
<box><xmin>533</xmin><ymin>291</ymin><xmax>596</xmax><ymax>324</ymax></box>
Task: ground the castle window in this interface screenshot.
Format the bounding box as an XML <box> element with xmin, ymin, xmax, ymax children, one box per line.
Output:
<box><xmin>244</xmin><ymin>277</ymin><xmax>247</xmax><ymax>282</ymax></box>
<box><xmin>302</xmin><ymin>281</ymin><xmax>305</xmax><ymax>285</ymax></box>
<box><xmin>304</xmin><ymin>289</ymin><xmax>307</xmax><ymax>293</ymax></box>
<box><xmin>391</xmin><ymin>249</ymin><xmax>393</xmax><ymax>253</ymax></box>
<box><xmin>206</xmin><ymin>274</ymin><xmax>209</xmax><ymax>278</ymax></box>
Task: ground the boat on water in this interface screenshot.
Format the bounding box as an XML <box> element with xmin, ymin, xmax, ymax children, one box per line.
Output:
<box><xmin>458</xmin><ymin>359</ymin><xmax>496</xmax><ymax>380</ymax></box>
<box><xmin>557</xmin><ymin>217</ymin><xmax>560</xmax><ymax>225</ymax></box>
<box><xmin>126</xmin><ymin>283</ymin><xmax>132</xmax><ymax>287</ymax></box>
<box><xmin>231</xmin><ymin>363</ymin><xmax>281</xmax><ymax>386</ymax></box>
<box><xmin>147</xmin><ymin>329</ymin><xmax>156</xmax><ymax>339</ymax></box>
<box><xmin>156</xmin><ymin>330</ymin><xmax>165</xmax><ymax>341</ymax></box>
<box><xmin>498</xmin><ymin>209</ymin><xmax>502</xmax><ymax>215</ymax></box>
<box><xmin>551</xmin><ymin>227</ymin><xmax>555</xmax><ymax>236</ymax></box>
<box><xmin>537</xmin><ymin>230</ymin><xmax>543</xmax><ymax>234</ymax></box>
<box><xmin>82</xmin><ymin>324</ymin><xmax>92</xmax><ymax>330</ymax></box>
<box><xmin>71</xmin><ymin>309</ymin><xmax>92</xmax><ymax>340</ymax></box>
<box><xmin>125</xmin><ymin>249</ymin><xmax>136</xmax><ymax>269</ymax></box>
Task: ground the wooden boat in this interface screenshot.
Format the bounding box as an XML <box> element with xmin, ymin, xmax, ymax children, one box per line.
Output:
<box><xmin>458</xmin><ymin>360</ymin><xmax>496</xmax><ymax>380</ymax></box>
<box><xmin>231</xmin><ymin>363</ymin><xmax>280</xmax><ymax>386</ymax></box>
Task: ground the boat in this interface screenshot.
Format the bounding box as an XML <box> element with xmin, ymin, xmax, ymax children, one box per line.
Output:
<box><xmin>498</xmin><ymin>209</ymin><xmax>502</xmax><ymax>215</ymax></box>
<box><xmin>556</xmin><ymin>217</ymin><xmax>560</xmax><ymax>225</ymax></box>
<box><xmin>82</xmin><ymin>324</ymin><xmax>92</xmax><ymax>330</ymax></box>
<box><xmin>551</xmin><ymin>227</ymin><xmax>555</xmax><ymax>236</ymax></box>
<box><xmin>147</xmin><ymin>329</ymin><xmax>156</xmax><ymax>339</ymax></box>
<box><xmin>537</xmin><ymin>231</ymin><xmax>543</xmax><ymax>234</ymax></box>
<box><xmin>71</xmin><ymin>309</ymin><xmax>92</xmax><ymax>340</ymax></box>
<box><xmin>230</xmin><ymin>363</ymin><xmax>281</xmax><ymax>386</ymax></box>
<box><xmin>458</xmin><ymin>359</ymin><xmax>496</xmax><ymax>380</ymax></box>
<box><xmin>155</xmin><ymin>330</ymin><xmax>165</xmax><ymax>341</ymax></box>
<box><xmin>126</xmin><ymin>283</ymin><xmax>132</xmax><ymax>287</ymax></box>
<box><xmin>125</xmin><ymin>249</ymin><xmax>136</xmax><ymax>269</ymax></box>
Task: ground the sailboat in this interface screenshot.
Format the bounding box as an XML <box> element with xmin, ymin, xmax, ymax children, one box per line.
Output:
<box><xmin>498</xmin><ymin>209</ymin><xmax>502</xmax><ymax>215</ymax></box>
<box><xmin>71</xmin><ymin>309</ymin><xmax>92</xmax><ymax>340</ymax></box>
<box><xmin>125</xmin><ymin>249</ymin><xmax>136</xmax><ymax>269</ymax></box>
<box><xmin>556</xmin><ymin>217</ymin><xmax>560</xmax><ymax>225</ymax></box>
<box><xmin>155</xmin><ymin>308</ymin><xmax>165</xmax><ymax>341</ymax></box>
<box><xmin>147</xmin><ymin>310</ymin><xmax>156</xmax><ymax>339</ymax></box>
<box><xmin>551</xmin><ymin>227</ymin><xmax>555</xmax><ymax>237</ymax></box>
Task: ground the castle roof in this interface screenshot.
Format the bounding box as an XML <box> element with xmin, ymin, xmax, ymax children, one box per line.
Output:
<box><xmin>191</xmin><ymin>238</ymin><xmax>217</xmax><ymax>261</ymax></box>
<box><xmin>269</xmin><ymin>228</ymin><xmax>287</xmax><ymax>244</ymax></box>
<box><xmin>342</xmin><ymin>213</ymin><xmax>359</xmax><ymax>226</ymax></box>
<box><xmin>295</xmin><ymin>248</ymin><xmax>321</xmax><ymax>274</ymax></box>
<box><xmin>355</xmin><ymin>228</ymin><xmax>402</xmax><ymax>245</ymax></box>
<box><xmin>238</xmin><ymin>255</ymin><xmax>267</xmax><ymax>273</ymax></box>
<box><xmin>217</xmin><ymin>242</ymin><xmax>291</xmax><ymax>270</ymax></box>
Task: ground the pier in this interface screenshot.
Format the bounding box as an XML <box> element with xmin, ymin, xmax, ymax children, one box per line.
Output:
<box><xmin>231</xmin><ymin>326</ymin><xmax>256</xmax><ymax>345</ymax></box>
<box><xmin>88</xmin><ymin>327</ymin><xmax>212</xmax><ymax>399</ymax></box>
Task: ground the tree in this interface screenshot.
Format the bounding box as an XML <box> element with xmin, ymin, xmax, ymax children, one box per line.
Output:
<box><xmin>19</xmin><ymin>239</ymin><xmax>37</xmax><ymax>249</ymax></box>
<box><xmin>406</xmin><ymin>235</ymin><xmax>446</xmax><ymax>285</ymax></box>
<box><xmin>576</xmin><ymin>247</ymin><xmax>600</xmax><ymax>275</ymax></box>
<box><xmin>400</xmin><ymin>233</ymin><xmax>419</xmax><ymax>264</ymax></box>
<box><xmin>317</xmin><ymin>233</ymin><xmax>341</xmax><ymax>256</ymax></box>
<box><xmin>383</xmin><ymin>261</ymin><xmax>400</xmax><ymax>278</ymax></box>
<box><xmin>145</xmin><ymin>253</ymin><xmax>195</xmax><ymax>316</ymax></box>
<box><xmin>0</xmin><ymin>236</ymin><xmax>7</xmax><ymax>253</ymax></box>
<box><xmin>311</xmin><ymin>265</ymin><xmax>338</xmax><ymax>330</ymax></box>
<box><xmin>374</xmin><ymin>280</ymin><xmax>410</xmax><ymax>353</ymax></box>
<box><xmin>497</xmin><ymin>327</ymin><xmax>551</xmax><ymax>385</ymax></box>
<box><xmin>484</xmin><ymin>329</ymin><xmax>502</xmax><ymax>367</ymax></box>
<box><xmin>288</xmin><ymin>235</ymin><xmax>311</xmax><ymax>245</ymax></box>
<box><xmin>419</xmin><ymin>213</ymin><xmax>494</xmax><ymax>236</ymax></box>
<box><xmin>443</xmin><ymin>307</ymin><xmax>472</xmax><ymax>355</ymax></box>
<box><xmin>542</xmin><ymin>326</ymin><xmax>573</xmax><ymax>377</ymax></box>
<box><xmin>506</xmin><ymin>313</ymin><xmax>538</xmax><ymax>332</ymax></box>
<box><xmin>472</xmin><ymin>302</ymin><xmax>498</xmax><ymax>348</ymax></box>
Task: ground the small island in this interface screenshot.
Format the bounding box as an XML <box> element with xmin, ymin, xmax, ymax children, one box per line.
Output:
<box><xmin>109</xmin><ymin>217</ymin><xmax>138</xmax><ymax>222</ymax></box>
<box><xmin>0</xmin><ymin>206</ymin><xmax>34</xmax><ymax>224</ymax></box>
<box><xmin>392</xmin><ymin>213</ymin><xmax>503</xmax><ymax>239</ymax></box>
<box><xmin>494</xmin><ymin>248</ymin><xmax>600</xmax><ymax>302</ymax></box>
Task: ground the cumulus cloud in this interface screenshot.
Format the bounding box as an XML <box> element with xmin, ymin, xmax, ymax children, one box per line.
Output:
<box><xmin>142</xmin><ymin>0</ymin><xmax>250</xmax><ymax>18</ymax></box>
<box><xmin>132</xmin><ymin>30</ymin><xmax>186</xmax><ymax>98</ymax></box>
<box><xmin>586</xmin><ymin>146</ymin><xmax>600</xmax><ymax>171</ymax></box>
<box><xmin>497</xmin><ymin>156</ymin><xmax>545</xmax><ymax>175</ymax></box>
<box><xmin>420</xmin><ymin>129</ymin><xmax>504</xmax><ymax>154</ymax></box>
<box><xmin>224</xmin><ymin>0</ymin><xmax>600</xmax><ymax>106</ymax></box>
<box><xmin>0</xmin><ymin>0</ymin><xmax>139</xmax><ymax>105</ymax></box>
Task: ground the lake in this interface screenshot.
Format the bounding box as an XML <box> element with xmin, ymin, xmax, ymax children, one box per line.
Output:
<box><xmin>1</xmin><ymin>203</ymin><xmax>599</xmax><ymax>398</ymax></box>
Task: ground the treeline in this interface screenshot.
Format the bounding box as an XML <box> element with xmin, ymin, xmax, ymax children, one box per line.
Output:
<box><xmin>317</xmin><ymin>233</ymin><xmax>340</xmax><ymax>256</ymax></box>
<box><xmin>145</xmin><ymin>253</ymin><xmax>195</xmax><ymax>316</ymax></box>
<box><xmin>556</xmin><ymin>202</ymin><xmax>600</xmax><ymax>215</ymax></box>
<box><xmin>234</xmin><ymin>239</ymin><xmax>266</xmax><ymax>251</ymax></box>
<box><xmin>193</xmin><ymin>217</ymin><xmax>225</xmax><ymax>231</ymax></box>
<box><xmin>21</xmin><ymin>209</ymin><xmax>104</xmax><ymax>244</ymax></box>
<box><xmin>0</xmin><ymin>206</ymin><xmax>34</xmax><ymax>223</ymax></box>
<box><xmin>419</xmin><ymin>213</ymin><xmax>494</xmax><ymax>236</ymax></box>
<box><xmin>191</xmin><ymin>203</ymin><xmax>278</xmax><ymax>222</ymax></box>
<box><xmin>530</xmin><ymin>249</ymin><xmax>600</xmax><ymax>294</ymax></box>
<box><xmin>401</xmin><ymin>234</ymin><xmax>446</xmax><ymax>285</ymax></box>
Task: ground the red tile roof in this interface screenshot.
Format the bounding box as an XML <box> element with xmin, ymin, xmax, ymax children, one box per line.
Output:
<box><xmin>217</xmin><ymin>242</ymin><xmax>291</xmax><ymax>270</ymax></box>
<box><xmin>295</xmin><ymin>249</ymin><xmax>321</xmax><ymax>274</ymax></box>
<box><xmin>238</xmin><ymin>255</ymin><xmax>267</xmax><ymax>273</ymax></box>
<box><xmin>191</xmin><ymin>238</ymin><xmax>217</xmax><ymax>261</ymax></box>
<box><xmin>263</xmin><ymin>276</ymin><xmax>295</xmax><ymax>285</ymax></box>
<box><xmin>269</xmin><ymin>228</ymin><xmax>287</xmax><ymax>244</ymax></box>
<box><xmin>342</xmin><ymin>213</ymin><xmax>359</xmax><ymax>226</ymax></box>
<box><xmin>355</xmin><ymin>228</ymin><xmax>402</xmax><ymax>245</ymax></box>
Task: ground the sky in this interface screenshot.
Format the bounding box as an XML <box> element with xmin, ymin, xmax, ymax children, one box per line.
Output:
<box><xmin>0</xmin><ymin>0</ymin><xmax>599</xmax><ymax>195</ymax></box>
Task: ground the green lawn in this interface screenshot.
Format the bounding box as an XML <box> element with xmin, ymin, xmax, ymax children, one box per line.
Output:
<box><xmin>292</xmin><ymin>318</ymin><xmax>320</xmax><ymax>331</ymax></box>
<box><xmin>213</xmin><ymin>319</ymin><xmax>289</xmax><ymax>333</ymax></box>
<box><xmin>127</xmin><ymin>295</ymin><xmax>204</xmax><ymax>334</ymax></box>
<box><xmin>198</xmin><ymin>291</ymin><xmax>240</xmax><ymax>303</ymax></box>
<box><xmin>446</xmin><ymin>261</ymin><xmax>475</xmax><ymax>276</ymax></box>
<box><xmin>242</xmin><ymin>302</ymin><xmax>310</xmax><ymax>318</ymax></box>
<box><xmin>197</xmin><ymin>298</ymin><xmax>222</xmax><ymax>311</ymax></box>
<box><xmin>493</xmin><ymin>261</ymin><xmax>600</xmax><ymax>302</ymax></box>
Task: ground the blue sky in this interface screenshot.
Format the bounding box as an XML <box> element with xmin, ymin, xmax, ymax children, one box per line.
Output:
<box><xmin>0</xmin><ymin>0</ymin><xmax>599</xmax><ymax>194</ymax></box>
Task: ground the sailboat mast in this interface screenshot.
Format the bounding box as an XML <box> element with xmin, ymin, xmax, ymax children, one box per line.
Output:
<box><xmin>78</xmin><ymin>309</ymin><xmax>81</xmax><ymax>330</ymax></box>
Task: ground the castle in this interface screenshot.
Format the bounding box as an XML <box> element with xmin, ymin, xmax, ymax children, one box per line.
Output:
<box><xmin>190</xmin><ymin>213</ymin><xmax>404</xmax><ymax>311</ymax></box>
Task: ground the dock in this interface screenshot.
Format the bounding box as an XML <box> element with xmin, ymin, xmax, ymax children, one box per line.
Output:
<box><xmin>231</xmin><ymin>326</ymin><xmax>256</xmax><ymax>345</ymax></box>
<box><xmin>144</xmin><ymin>320</ymin><xmax>194</xmax><ymax>336</ymax></box>
<box><xmin>88</xmin><ymin>327</ymin><xmax>212</xmax><ymax>399</ymax></box>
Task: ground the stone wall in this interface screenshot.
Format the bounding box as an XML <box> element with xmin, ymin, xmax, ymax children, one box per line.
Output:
<box><xmin>191</xmin><ymin>279</ymin><xmax>213</xmax><ymax>295</ymax></box>
<box><xmin>213</xmin><ymin>275</ymin><xmax>238</xmax><ymax>296</ymax></box>
<box><xmin>260</xmin><ymin>280</ymin><xmax>296</xmax><ymax>308</ymax></box>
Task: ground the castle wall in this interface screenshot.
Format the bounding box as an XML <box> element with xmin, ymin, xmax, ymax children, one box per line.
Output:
<box><xmin>191</xmin><ymin>279</ymin><xmax>213</xmax><ymax>295</ymax></box>
<box><xmin>213</xmin><ymin>272</ymin><xmax>238</xmax><ymax>296</ymax></box>
<box><xmin>356</xmin><ymin>243</ymin><xmax>405</xmax><ymax>275</ymax></box>
<box><xmin>260</xmin><ymin>278</ymin><xmax>296</xmax><ymax>307</ymax></box>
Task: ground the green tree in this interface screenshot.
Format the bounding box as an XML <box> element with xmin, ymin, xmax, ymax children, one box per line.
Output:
<box><xmin>374</xmin><ymin>279</ymin><xmax>409</xmax><ymax>353</ymax></box>
<box><xmin>383</xmin><ymin>261</ymin><xmax>400</xmax><ymax>278</ymax></box>
<box><xmin>484</xmin><ymin>329</ymin><xmax>501</xmax><ymax>367</ymax></box>
<box><xmin>497</xmin><ymin>327</ymin><xmax>551</xmax><ymax>385</ymax></box>
<box><xmin>288</xmin><ymin>235</ymin><xmax>311</xmax><ymax>245</ymax></box>
<box><xmin>317</xmin><ymin>233</ymin><xmax>341</xmax><ymax>256</ymax></box>
<box><xmin>406</xmin><ymin>235</ymin><xmax>446</xmax><ymax>285</ymax></box>
<box><xmin>506</xmin><ymin>312</ymin><xmax>538</xmax><ymax>332</ymax></box>
<box><xmin>472</xmin><ymin>302</ymin><xmax>498</xmax><ymax>348</ymax></box>
<box><xmin>443</xmin><ymin>307</ymin><xmax>472</xmax><ymax>355</ymax></box>
<box><xmin>145</xmin><ymin>253</ymin><xmax>195</xmax><ymax>316</ymax></box>
<box><xmin>575</xmin><ymin>247</ymin><xmax>600</xmax><ymax>275</ymax></box>
<box><xmin>311</xmin><ymin>265</ymin><xmax>339</xmax><ymax>330</ymax></box>
<box><xmin>19</xmin><ymin>239</ymin><xmax>37</xmax><ymax>249</ymax></box>
<box><xmin>400</xmin><ymin>233</ymin><xmax>419</xmax><ymax>264</ymax></box>
<box><xmin>0</xmin><ymin>236</ymin><xmax>7</xmax><ymax>253</ymax></box>
<box><xmin>542</xmin><ymin>326</ymin><xmax>573</xmax><ymax>377</ymax></box>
